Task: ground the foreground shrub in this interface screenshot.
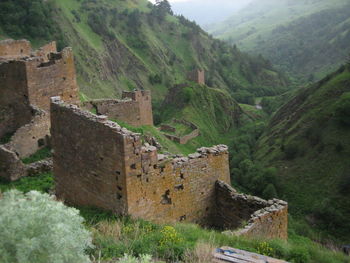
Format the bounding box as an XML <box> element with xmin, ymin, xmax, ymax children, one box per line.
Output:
<box><xmin>0</xmin><ymin>190</ymin><xmax>93</xmax><ymax>263</ymax></box>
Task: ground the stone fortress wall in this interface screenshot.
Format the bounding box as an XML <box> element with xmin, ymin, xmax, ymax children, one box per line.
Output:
<box><xmin>51</xmin><ymin>97</ymin><xmax>288</xmax><ymax>239</ymax></box>
<box><xmin>160</xmin><ymin>119</ymin><xmax>200</xmax><ymax>144</ymax></box>
<box><xmin>187</xmin><ymin>69</ymin><xmax>205</xmax><ymax>85</ymax></box>
<box><xmin>83</xmin><ymin>90</ymin><xmax>153</xmax><ymax>127</ymax></box>
<box><xmin>0</xmin><ymin>38</ymin><xmax>288</xmax><ymax>241</ymax></box>
<box><xmin>0</xmin><ymin>39</ymin><xmax>79</xmax><ymax>181</ymax></box>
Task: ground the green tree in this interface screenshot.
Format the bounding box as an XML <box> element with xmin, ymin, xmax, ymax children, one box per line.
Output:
<box><xmin>262</xmin><ymin>184</ymin><xmax>278</xmax><ymax>199</ymax></box>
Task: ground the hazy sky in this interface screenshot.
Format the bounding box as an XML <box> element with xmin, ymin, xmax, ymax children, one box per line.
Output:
<box><xmin>149</xmin><ymin>0</ymin><xmax>253</xmax><ymax>26</ymax></box>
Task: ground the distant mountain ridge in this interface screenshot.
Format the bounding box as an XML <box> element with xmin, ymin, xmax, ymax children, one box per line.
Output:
<box><xmin>208</xmin><ymin>0</ymin><xmax>350</xmax><ymax>84</ymax></box>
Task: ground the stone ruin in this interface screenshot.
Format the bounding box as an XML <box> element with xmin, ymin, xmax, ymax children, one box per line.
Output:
<box><xmin>51</xmin><ymin>97</ymin><xmax>288</xmax><ymax>240</ymax></box>
<box><xmin>0</xmin><ymin>39</ymin><xmax>79</xmax><ymax>181</ymax></box>
<box><xmin>83</xmin><ymin>90</ymin><xmax>153</xmax><ymax>127</ymax></box>
<box><xmin>187</xmin><ymin>69</ymin><xmax>205</xmax><ymax>85</ymax></box>
<box><xmin>160</xmin><ymin>119</ymin><xmax>200</xmax><ymax>144</ymax></box>
<box><xmin>0</xmin><ymin>38</ymin><xmax>288</xmax><ymax>241</ymax></box>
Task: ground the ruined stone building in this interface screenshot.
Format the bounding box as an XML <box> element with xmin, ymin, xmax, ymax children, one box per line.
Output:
<box><xmin>83</xmin><ymin>90</ymin><xmax>153</xmax><ymax>127</ymax></box>
<box><xmin>187</xmin><ymin>69</ymin><xmax>205</xmax><ymax>85</ymax></box>
<box><xmin>51</xmin><ymin>97</ymin><xmax>288</xmax><ymax>240</ymax></box>
<box><xmin>0</xmin><ymin>39</ymin><xmax>79</xmax><ymax>181</ymax></box>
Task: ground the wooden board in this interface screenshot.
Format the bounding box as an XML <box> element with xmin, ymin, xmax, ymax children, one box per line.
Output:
<box><xmin>213</xmin><ymin>246</ymin><xmax>289</xmax><ymax>263</ymax></box>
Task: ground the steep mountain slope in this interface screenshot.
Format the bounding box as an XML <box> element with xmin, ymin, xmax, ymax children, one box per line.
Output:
<box><xmin>255</xmin><ymin>64</ymin><xmax>350</xmax><ymax>240</ymax></box>
<box><xmin>208</xmin><ymin>0</ymin><xmax>350</xmax><ymax>83</ymax></box>
<box><xmin>0</xmin><ymin>0</ymin><xmax>287</xmax><ymax>102</ymax></box>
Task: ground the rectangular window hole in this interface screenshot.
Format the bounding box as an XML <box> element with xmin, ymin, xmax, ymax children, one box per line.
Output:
<box><xmin>130</xmin><ymin>164</ymin><xmax>137</xmax><ymax>169</ymax></box>
<box><xmin>175</xmin><ymin>184</ymin><xmax>184</xmax><ymax>191</ymax></box>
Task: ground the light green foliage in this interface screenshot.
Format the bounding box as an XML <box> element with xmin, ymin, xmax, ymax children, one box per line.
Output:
<box><xmin>257</xmin><ymin>242</ymin><xmax>274</xmax><ymax>257</ymax></box>
<box><xmin>0</xmin><ymin>190</ymin><xmax>93</xmax><ymax>263</ymax></box>
<box><xmin>118</xmin><ymin>254</ymin><xmax>158</xmax><ymax>263</ymax></box>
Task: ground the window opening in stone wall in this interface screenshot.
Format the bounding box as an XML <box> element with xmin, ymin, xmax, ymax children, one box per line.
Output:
<box><xmin>37</xmin><ymin>138</ymin><xmax>45</xmax><ymax>147</ymax></box>
<box><xmin>161</xmin><ymin>190</ymin><xmax>172</xmax><ymax>205</ymax></box>
<box><xmin>175</xmin><ymin>184</ymin><xmax>184</xmax><ymax>191</ymax></box>
<box><xmin>130</xmin><ymin>164</ymin><xmax>136</xmax><ymax>169</ymax></box>
<box><xmin>117</xmin><ymin>194</ymin><xmax>122</xmax><ymax>200</ymax></box>
<box><xmin>180</xmin><ymin>215</ymin><xmax>186</xmax><ymax>221</ymax></box>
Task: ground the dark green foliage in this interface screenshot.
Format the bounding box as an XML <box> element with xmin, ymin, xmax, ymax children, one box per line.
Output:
<box><xmin>283</xmin><ymin>142</ymin><xmax>301</xmax><ymax>160</ymax></box>
<box><xmin>149</xmin><ymin>74</ymin><xmax>162</xmax><ymax>85</ymax></box>
<box><xmin>0</xmin><ymin>132</ymin><xmax>14</xmax><ymax>144</ymax></box>
<box><xmin>233</xmin><ymin>90</ymin><xmax>255</xmax><ymax>105</ymax></box>
<box><xmin>21</xmin><ymin>147</ymin><xmax>52</xmax><ymax>164</ymax></box>
<box><xmin>151</xmin><ymin>0</ymin><xmax>173</xmax><ymax>22</ymax></box>
<box><xmin>334</xmin><ymin>92</ymin><xmax>350</xmax><ymax>127</ymax></box>
<box><xmin>262</xmin><ymin>184</ymin><xmax>277</xmax><ymax>200</ymax></box>
<box><xmin>88</xmin><ymin>11</ymin><xmax>115</xmax><ymax>39</ymax></box>
<box><xmin>288</xmin><ymin>247</ymin><xmax>310</xmax><ymax>263</ymax></box>
<box><xmin>0</xmin><ymin>0</ymin><xmax>65</xmax><ymax>49</ymax></box>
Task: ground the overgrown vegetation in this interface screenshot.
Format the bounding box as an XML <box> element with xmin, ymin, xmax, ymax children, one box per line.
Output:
<box><xmin>21</xmin><ymin>146</ymin><xmax>52</xmax><ymax>164</ymax></box>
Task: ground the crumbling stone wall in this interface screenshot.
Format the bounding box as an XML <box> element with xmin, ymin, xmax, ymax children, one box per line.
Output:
<box><xmin>215</xmin><ymin>181</ymin><xmax>288</xmax><ymax>240</ymax></box>
<box><xmin>0</xmin><ymin>39</ymin><xmax>31</xmax><ymax>60</ymax></box>
<box><xmin>0</xmin><ymin>61</ymin><xmax>33</xmax><ymax>138</ymax></box>
<box><xmin>161</xmin><ymin>119</ymin><xmax>200</xmax><ymax>144</ymax></box>
<box><xmin>187</xmin><ymin>69</ymin><xmax>205</xmax><ymax>85</ymax></box>
<box><xmin>0</xmin><ymin>39</ymin><xmax>79</xmax><ymax>181</ymax></box>
<box><xmin>26</xmin><ymin>48</ymin><xmax>79</xmax><ymax>111</ymax></box>
<box><xmin>0</xmin><ymin>145</ymin><xmax>27</xmax><ymax>181</ymax></box>
<box><xmin>51</xmin><ymin>99</ymin><xmax>128</xmax><ymax>213</ymax></box>
<box><xmin>52</xmin><ymin>98</ymin><xmax>230</xmax><ymax>224</ymax></box>
<box><xmin>83</xmin><ymin>90</ymin><xmax>153</xmax><ymax>127</ymax></box>
<box><xmin>7</xmin><ymin>107</ymin><xmax>50</xmax><ymax>158</ymax></box>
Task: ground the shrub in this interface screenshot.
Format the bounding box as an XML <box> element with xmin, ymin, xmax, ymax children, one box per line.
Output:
<box><xmin>257</xmin><ymin>242</ymin><xmax>274</xmax><ymax>257</ymax></box>
<box><xmin>289</xmin><ymin>247</ymin><xmax>310</xmax><ymax>263</ymax></box>
<box><xmin>284</xmin><ymin>142</ymin><xmax>300</xmax><ymax>160</ymax></box>
<box><xmin>118</xmin><ymin>254</ymin><xmax>160</xmax><ymax>263</ymax></box>
<box><xmin>0</xmin><ymin>190</ymin><xmax>93</xmax><ymax>263</ymax></box>
<box><xmin>334</xmin><ymin>92</ymin><xmax>350</xmax><ymax>127</ymax></box>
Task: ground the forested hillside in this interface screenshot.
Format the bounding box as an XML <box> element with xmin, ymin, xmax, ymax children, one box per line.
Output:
<box><xmin>208</xmin><ymin>0</ymin><xmax>350</xmax><ymax>84</ymax></box>
<box><xmin>253</xmin><ymin>64</ymin><xmax>350</xmax><ymax>241</ymax></box>
<box><xmin>0</xmin><ymin>0</ymin><xmax>287</xmax><ymax>103</ymax></box>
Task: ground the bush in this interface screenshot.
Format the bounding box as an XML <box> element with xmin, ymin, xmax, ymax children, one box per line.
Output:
<box><xmin>334</xmin><ymin>92</ymin><xmax>350</xmax><ymax>127</ymax></box>
<box><xmin>0</xmin><ymin>190</ymin><xmax>93</xmax><ymax>263</ymax></box>
<box><xmin>289</xmin><ymin>247</ymin><xmax>310</xmax><ymax>263</ymax></box>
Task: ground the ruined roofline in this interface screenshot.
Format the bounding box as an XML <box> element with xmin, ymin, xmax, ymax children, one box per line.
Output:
<box><xmin>51</xmin><ymin>97</ymin><xmax>229</xmax><ymax>163</ymax></box>
<box><xmin>0</xmin><ymin>46</ymin><xmax>72</xmax><ymax>66</ymax></box>
<box><xmin>51</xmin><ymin>97</ymin><xmax>140</xmax><ymax>139</ymax></box>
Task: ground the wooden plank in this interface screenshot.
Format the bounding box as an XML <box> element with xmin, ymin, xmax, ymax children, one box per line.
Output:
<box><xmin>220</xmin><ymin>247</ymin><xmax>289</xmax><ymax>263</ymax></box>
<box><xmin>213</xmin><ymin>252</ymin><xmax>265</xmax><ymax>263</ymax></box>
<box><xmin>213</xmin><ymin>253</ymin><xmax>254</xmax><ymax>263</ymax></box>
<box><xmin>221</xmin><ymin>250</ymin><xmax>265</xmax><ymax>263</ymax></box>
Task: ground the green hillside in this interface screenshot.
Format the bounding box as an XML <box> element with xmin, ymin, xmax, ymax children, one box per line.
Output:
<box><xmin>254</xmin><ymin>64</ymin><xmax>350</xmax><ymax>241</ymax></box>
<box><xmin>208</xmin><ymin>0</ymin><xmax>350</xmax><ymax>84</ymax></box>
<box><xmin>0</xmin><ymin>0</ymin><xmax>287</xmax><ymax>103</ymax></box>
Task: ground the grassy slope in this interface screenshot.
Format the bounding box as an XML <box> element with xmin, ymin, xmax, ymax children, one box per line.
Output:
<box><xmin>255</xmin><ymin>65</ymin><xmax>350</xmax><ymax>241</ymax></box>
<box><xmin>208</xmin><ymin>0</ymin><xmax>350</xmax><ymax>83</ymax></box>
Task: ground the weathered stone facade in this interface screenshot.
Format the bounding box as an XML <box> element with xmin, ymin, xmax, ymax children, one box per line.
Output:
<box><xmin>51</xmin><ymin>98</ymin><xmax>288</xmax><ymax>240</ymax></box>
<box><xmin>215</xmin><ymin>181</ymin><xmax>288</xmax><ymax>240</ymax></box>
<box><xmin>0</xmin><ymin>39</ymin><xmax>31</xmax><ymax>60</ymax></box>
<box><xmin>0</xmin><ymin>39</ymin><xmax>79</xmax><ymax>181</ymax></box>
<box><xmin>160</xmin><ymin>119</ymin><xmax>200</xmax><ymax>144</ymax></box>
<box><xmin>187</xmin><ymin>69</ymin><xmax>205</xmax><ymax>85</ymax></box>
<box><xmin>83</xmin><ymin>90</ymin><xmax>153</xmax><ymax>127</ymax></box>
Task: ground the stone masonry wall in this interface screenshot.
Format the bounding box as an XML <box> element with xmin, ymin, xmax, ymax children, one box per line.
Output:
<box><xmin>0</xmin><ymin>60</ymin><xmax>33</xmax><ymax>138</ymax></box>
<box><xmin>83</xmin><ymin>99</ymin><xmax>141</xmax><ymax>126</ymax></box>
<box><xmin>26</xmin><ymin>48</ymin><xmax>79</xmax><ymax>111</ymax></box>
<box><xmin>51</xmin><ymin>98</ymin><xmax>230</xmax><ymax>224</ymax></box>
<box><xmin>125</xmin><ymin>145</ymin><xmax>230</xmax><ymax>224</ymax></box>
<box><xmin>0</xmin><ymin>145</ymin><xmax>27</xmax><ymax>181</ymax></box>
<box><xmin>187</xmin><ymin>69</ymin><xmax>205</xmax><ymax>85</ymax></box>
<box><xmin>7</xmin><ymin>107</ymin><xmax>50</xmax><ymax>158</ymax></box>
<box><xmin>83</xmin><ymin>90</ymin><xmax>153</xmax><ymax>127</ymax></box>
<box><xmin>215</xmin><ymin>181</ymin><xmax>288</xmax><ymax>240</ymax></box>
<box><xmin>0</xmin><ymin>39</ymin><xmax>31</xmax><ymax>60</ymax></box>
<box><xmin>51</xmin><ymin>98</ymin><xmax>129</xmax><ymax>214</ymax></box>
